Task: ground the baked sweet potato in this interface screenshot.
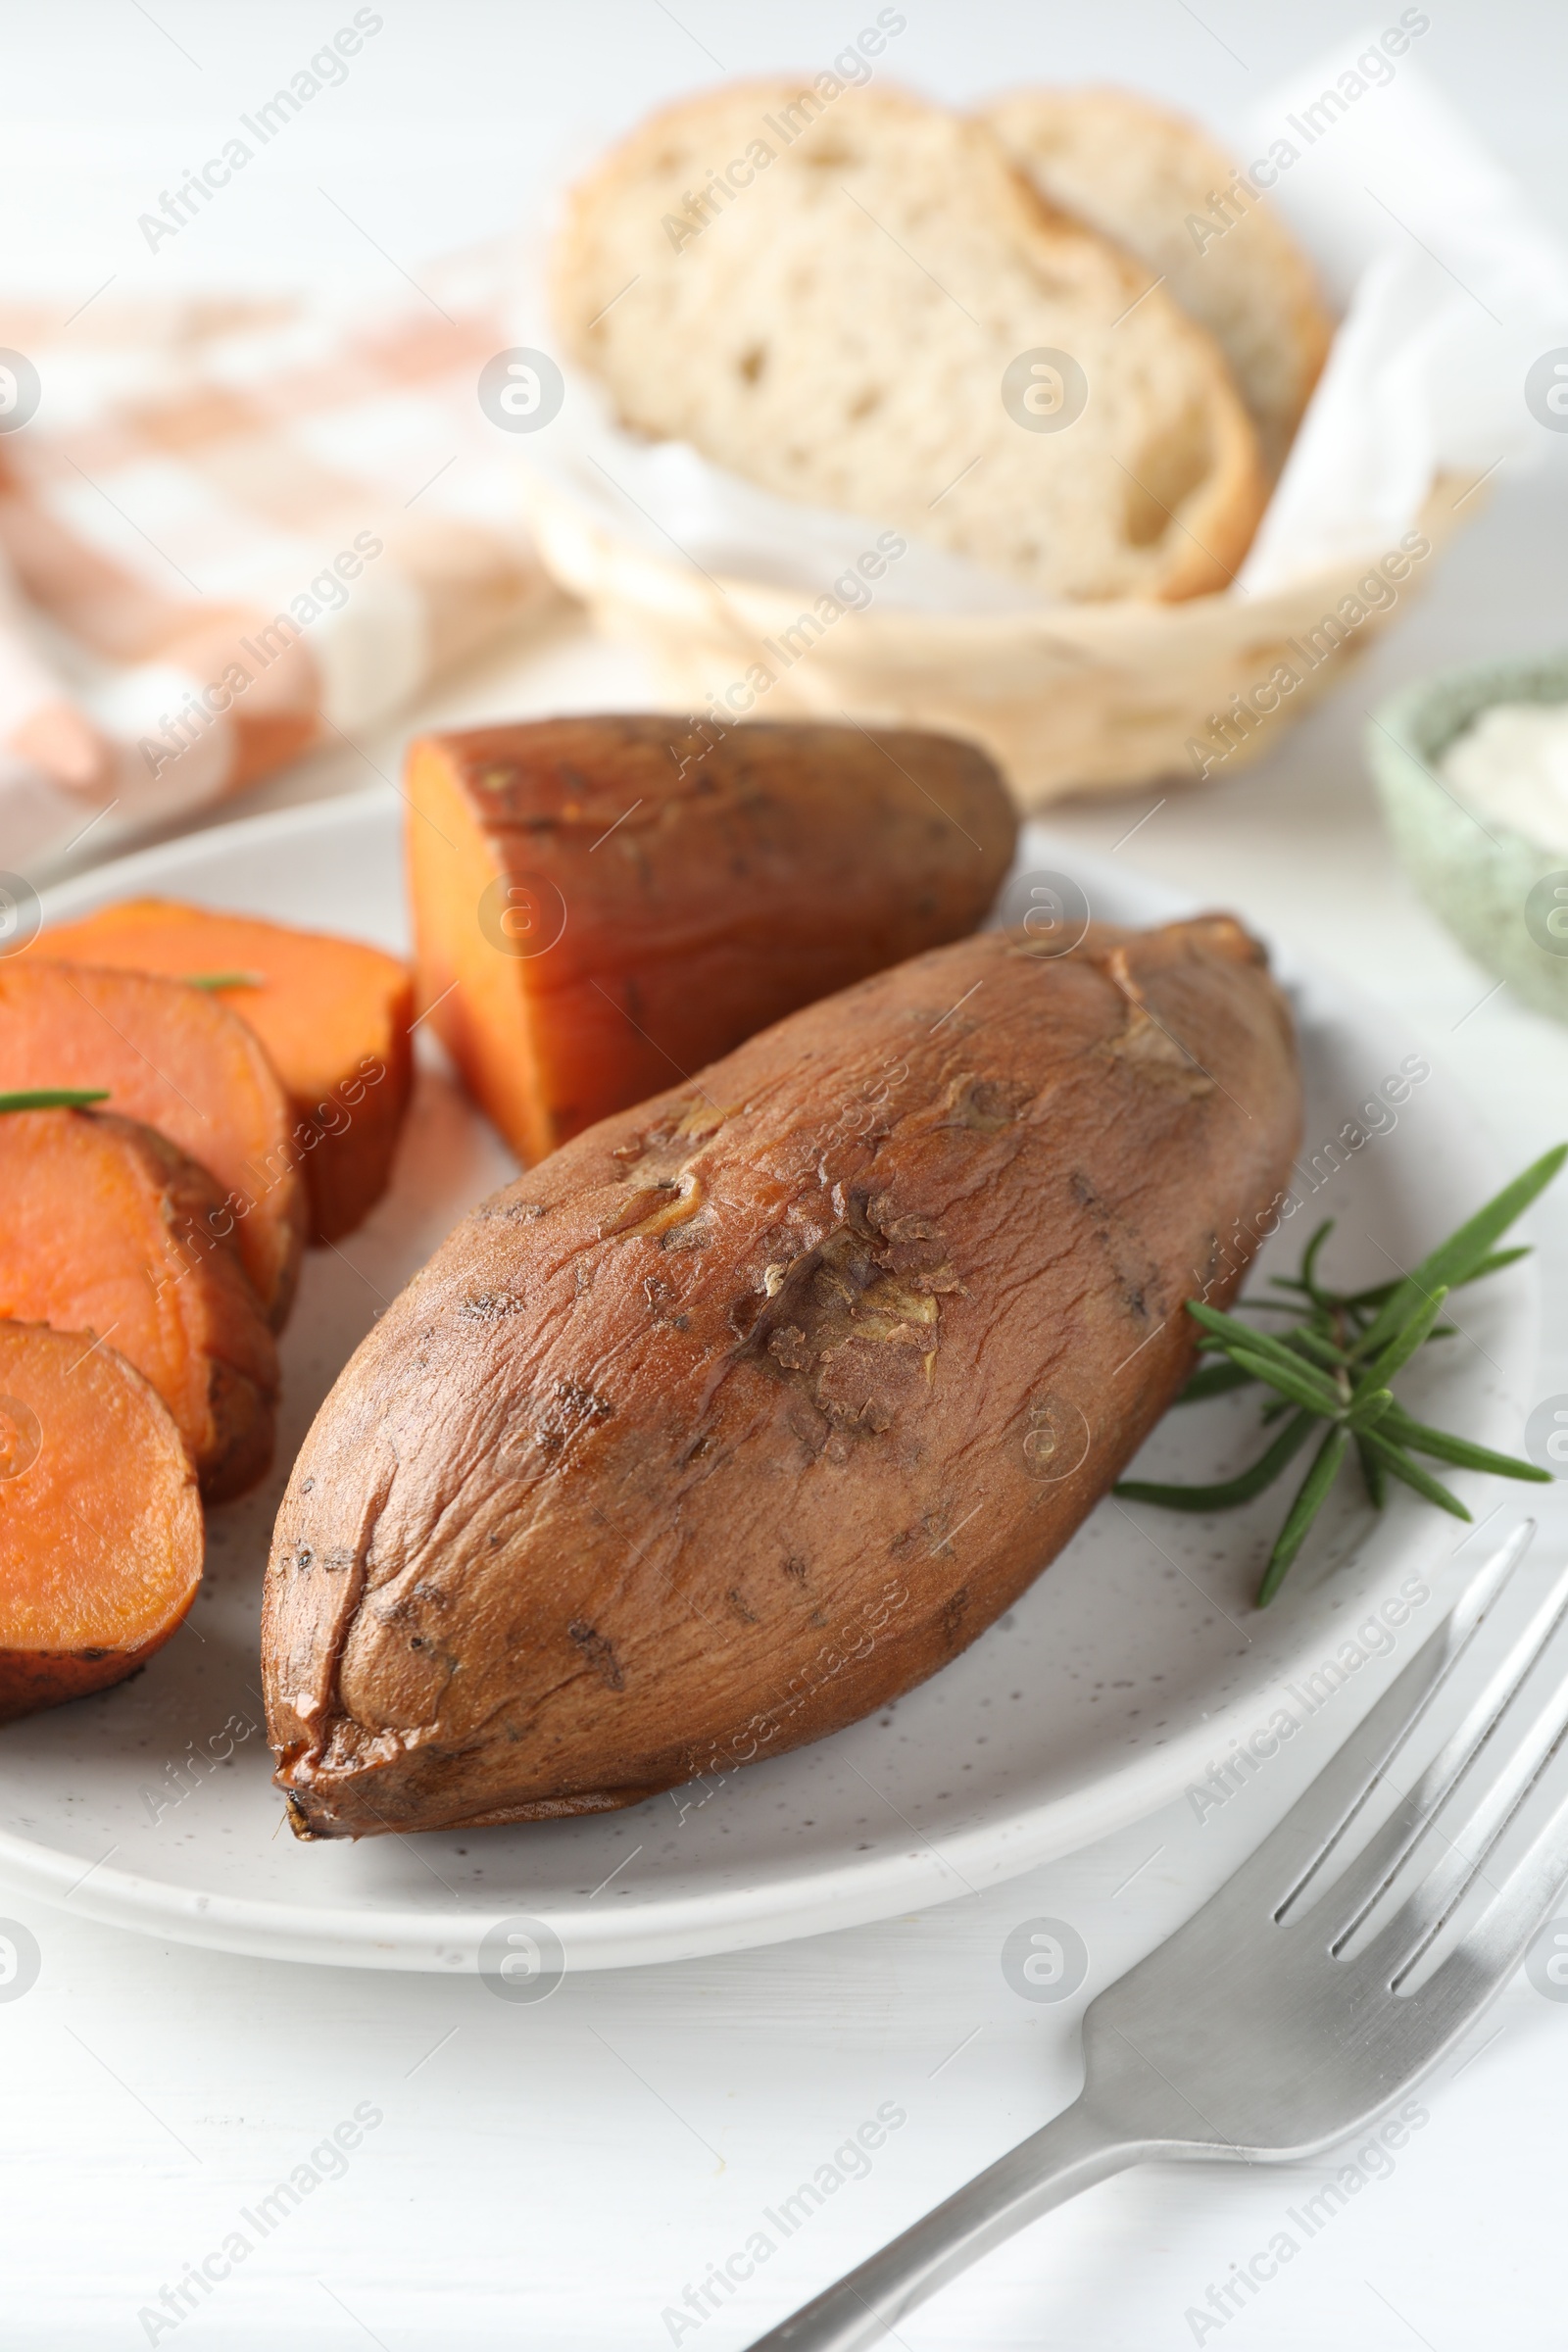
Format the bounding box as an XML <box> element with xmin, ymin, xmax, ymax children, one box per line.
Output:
<box><xmin>37</xmin><ymin>900</ymin><xmax>414</xmax><ymax>1243</ymax></box>
<box><xmin>405</xmin><ymin>714</ymin><xmax>1017</xmax><ymax>1163</ymax></box>
<box><xmin>0</xmin><ymin>1106</ymin><xmax>278</xmax><ymax>1501</ymax></box>
<box><xmin>0</xmin><ymin>960</ymin><xmax>305</xmax><ymax>1327</ymax></box>
<box><xmin>266</xmin><ymin>912</ymin><xmax>1301</xmax><ymax>1837</ymax></box>
<box><xmin>0</xmin><ymin>1319</ymin><xmax>203</xmax><ymax>1722</ymax></box>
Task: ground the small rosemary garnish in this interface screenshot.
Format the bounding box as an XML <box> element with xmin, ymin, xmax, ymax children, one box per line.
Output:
<box><xmin>0</xmin><ymin>1089</ymin><xmax>110</xmax><ymax>1111</ymax></box>
<box><xmin>1114</xmin><ymin>1144</ymin><xmax>1565</xmax><ymax>1606</ymax></box>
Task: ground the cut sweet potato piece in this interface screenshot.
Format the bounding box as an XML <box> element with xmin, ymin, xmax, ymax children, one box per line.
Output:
<box><xmin>0</xmin><ymin>960</ymin><xmax>305</xmax><ymax>1328</ymax></box>
<box><xmin>0</xmin><ymin>1107</ymin><xmax>278</xmax><ymax>1500</ymax></box>
<box><xmin>38</xmin><ymin>899</ymin><xmax>415</xmax><ymax>1243</ymax></box>
<box><xmin>0</xmin><ymin>1319</ymin><xmax>203</xmax><ymax>1722</ymax></box>
<box><xmin>405</xmin><ymin>714</ymin><xmax>1017</xmax><ymax>1164</ymax></box>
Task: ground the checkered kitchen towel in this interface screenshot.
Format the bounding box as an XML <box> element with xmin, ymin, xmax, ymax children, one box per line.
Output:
<box><xmin>0</xmin><ymin>242</ymin><xmax>559</xmax><ymax>874</ymax></box>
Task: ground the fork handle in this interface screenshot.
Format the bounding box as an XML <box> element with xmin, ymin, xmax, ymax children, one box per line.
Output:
<box><xmin>744</xmin><ymin>2098</ymin><xmax>1146</xmax><ymax>2351</ymax></box>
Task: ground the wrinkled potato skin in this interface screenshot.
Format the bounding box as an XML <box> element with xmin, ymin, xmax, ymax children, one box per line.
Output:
<box><xmin>266</xmin><ymin>916</ymin><xmax>1301</xmax><ymax>1837</ymax></box>
<box><xmin>406</xmin><ymin>714</ymin><xmax>1019</xmax><ymax>1164</ymax></box>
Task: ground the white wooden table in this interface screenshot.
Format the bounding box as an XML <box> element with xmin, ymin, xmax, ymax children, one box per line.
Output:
<box><xmin>7</xmin><ymin>6</ymin><xmax>1568</xmax><ymax>2345</ymax></box>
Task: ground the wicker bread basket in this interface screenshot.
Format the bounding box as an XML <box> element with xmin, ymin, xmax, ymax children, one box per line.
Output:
<box><xmin>520</xmin><ymin>470</ymin><xmax>1474</xmax><ymax>808</ymax></box>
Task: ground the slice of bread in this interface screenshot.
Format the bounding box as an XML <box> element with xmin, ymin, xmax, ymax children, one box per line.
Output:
<box><xmin>985</xmin><ymin>86</ymin><xmax>1333</xmax><ymax>476</ymax></box>
<box><xmin>552</xmin><ymin>81</ymin><xmax>1266</xmax><ymax>603</ymax></box>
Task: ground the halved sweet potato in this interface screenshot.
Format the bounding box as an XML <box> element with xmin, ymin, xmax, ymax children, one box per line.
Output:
<box><xmin>405</xmin><ymin>714</ymin><xmax>1017</xmax><ymax>1164</ymax></box>
<box><xmin>38</xmin><ymin>900</ymin><xmax>415</xmax><ymax>1243</ymax></box>
<box><xmin>265</xmin><ymin>912</ymin><xmax>1301</xmax><ymax>1838</ymax></box>
<box><xmin>0</xmin><ymin>1107</ymin><xmax>278</xmax><ymax>1500</ymax></box>
<box><xmin>0</xmin><ymin>1319</ymin><xmax>203</xmax><ymax>1722</ymax></box>
<box><xmin>0</xmin><ymin>960</ymin><xmax>305</xmax><ymax>1327</ymax></box>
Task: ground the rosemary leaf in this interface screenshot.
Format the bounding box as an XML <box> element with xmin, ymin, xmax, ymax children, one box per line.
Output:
<box><xmin>1187</xmin><ymin>1298</ymin><xmax>1295</xmax><ymax>1351</ymax></box>
<box><xmin>1346</xmin><ymin>1385</ymin><xmax>1395</xmax><ymax>1433</ymax></box>
<box><xmin>0</xmin><ymin>1088</ymin><xmax>110</xmax><ymax>1112</ymax></box>
<box><xmin>1376</xmin><ymin>1405</ymin><xmax>1551</xmax><ymax>1484</ymax></box>
<box><xmin>1355</xmin><ymin>1435</ymin><xmax>1387</xmax><ymax>1510</ymax></box>
<box><xmin>1354</xmin><ymin>1286</ymin><xmax>1449</xmax><ymax>1395</ymax></box>
<box><xmin>1287</xmin><ymin>1326</ymin><xmax>1351</xmax><ymax>1370</ymax></box>
<box><xmin>1299</xmin><ymin>1219</ymin><xmax>1337</xmax><ymax>1306</ymax></box>
<box><xmin>1256</xmin><ymin>1425</ymin><xmax>1351</xmax><ymax>1606</ymax></box>
<box><xmin>1461</xmin><ymin>1246</ymin><xmax>1532</xmax><ymax>1282</ymax></box>
<box><xmin>1114</xmin><ymin>1406</ymin><xmax>1317</xmax><ymax>1511</ymax></box>
<box><xmin>1224</xmin><ymin>1345</ymin><xmax>1343</xmax><ymax>1420</ymax></box>
<box><xmin>1175</xmin><ymin>1360</ymin><xmax>1258</xmax><ymax>1404</ymax></box>
<box><xmin>1336</xmin><ymin>1277</ymin><xmax>1402</xmax><ymax>1312</ymax></box>
<box><xmin>1190</xmin><ymin>1303</ymin><xmax>1343</xmax><ymax>1397</ymax></box>
<box><xmin>1359</xmin><ymin>1429</ymin><xmax>1472</xmax><ymax>1521</ymax></box>
<box><xmin>1356</xmin><ymin>1144</ymin><xmax>1567</xmax><ymax>1355</ymax></box>
<box><xmin>1189</xmin><ymin>1317</ymin><xmax>1345</xmax><ymax>1377</ymax></box>
<box><xmin>1339</xmin><ymin>1247</ymin><xmax>1529</xmax><ymax>1313</ymax></box>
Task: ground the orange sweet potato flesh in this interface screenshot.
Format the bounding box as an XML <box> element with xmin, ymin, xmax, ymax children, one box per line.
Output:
<box><xmin>0</xmin><ymin>1108</ymin><xmax>278</xmax><ymax>1501</ymax></box>
<box><xmin>0</xmin><ymin>1320</ymin><xmax>203</xmax><ymax>1722</ymax></box>
<box><xmin>405</xmin><ymin>714</ymin><xmax>1017</xmax><ymax>1164</ymax></box>
<box><xmin>37</xmin><ymin>900</ymin><xmax>414</xmax><ymax>1244</ymax></box>
<box><xmin>265</xmin><ymin>913</ymin><xmax>1301</xmax><ymax>1838</ymax></box>
<box><xmin>0</xmin><ymin>960</ymin><xmax>305</xmax><ymax>1328</ymax></box>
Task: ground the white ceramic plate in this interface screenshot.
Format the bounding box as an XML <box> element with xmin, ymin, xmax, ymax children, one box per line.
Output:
<box><xmin>0</xmin><ymin>792</ymin><xmax>1537</xmax><ymax>1972</ymax></box>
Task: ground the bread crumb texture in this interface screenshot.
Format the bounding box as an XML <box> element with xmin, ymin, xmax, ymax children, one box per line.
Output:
<box><xmin>986</xmin><ymin>85</ymin><xmax>1333</xmax><ymax>477</ymax></box>
<box><xmin>553</xmin><ymin>81</ymin><xmax>1267</xmax><ymax>602</ymax></box>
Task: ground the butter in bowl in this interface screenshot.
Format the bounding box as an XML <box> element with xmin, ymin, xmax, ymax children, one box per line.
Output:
<box><xmin>1368</xmin><ymin>652</ymin><xmax>1568</xmax><ymax>1023</ymax></box>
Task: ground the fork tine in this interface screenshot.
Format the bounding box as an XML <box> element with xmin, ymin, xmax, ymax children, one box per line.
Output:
<box><xmin>1244</xmin><ymin>1521</ymin><xmax>1535</xmax><ymax>1922</ymax></box>
<box><xmin>1295</xmin><ymin>1545</ymin><xmax>1568</xmax><ymax>1951</ymax></box>
<box><xmin>1367</xmin><ymin>1698</ymin><xmax>1568</xmax><ymax>1991</ymax></box>
<box><xmin>1395</xmin><ymin>1758</ymin><xmax>1568</xmax><ymax>2035</ymax></box>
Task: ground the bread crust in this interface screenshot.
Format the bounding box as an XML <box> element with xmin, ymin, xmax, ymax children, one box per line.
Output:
<box><xmin>552</xmin><ymin>80</ymin><xmax>1267</xmax><ymax>602</ymax></box>
<box><xmin>986</xmin><ymin>85</ymin><xmax>1334</xmax><ymax>476</ymax></box>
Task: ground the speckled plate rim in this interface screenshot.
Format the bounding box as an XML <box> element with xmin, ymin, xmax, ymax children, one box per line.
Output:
<box><xmin>0</xmin><ymin>790</ymin><xmax>1538</xmax><ymax>1971</ymax></box>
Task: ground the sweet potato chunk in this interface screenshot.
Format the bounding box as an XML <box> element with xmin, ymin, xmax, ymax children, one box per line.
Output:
<box><xmin>0</xmin><ymin>1320</ymin><xmax>203</xmax><ymax>1722</ymax></box>
<box><xmin>0</xmin><ymin>961</ymin><xmax>305</xmax><ymax>1328</ymax></box>
<box><xmin>0</xmin><ymin>1108</ymin><xmax>278</xmax><ymax>1500</ymax></box>
<box><xmin>405</xmin><ymin>714</ymin><xmax>1017</xmax><ymax>1163</ymax></box>
<box><xmin>39</xmin><ymin>900</ymin><xmax>414</xmax><ymax>1243</ymax></box>
<box><xmin>266</xmin><ymin>914</ymin><xmax>1301</xmax><ymax>1838</ymax></box>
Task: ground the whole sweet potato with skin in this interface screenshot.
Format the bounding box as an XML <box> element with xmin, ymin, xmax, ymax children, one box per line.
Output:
<box><xmin>266</xmin><ymin>914</ymin><xmax>1301</xmax><ymax>1838</ymax></box>
<box><xmin>405</xmin><ymin>714</ymin><xmax>1017</xmax><ymax>1164</ymax></box>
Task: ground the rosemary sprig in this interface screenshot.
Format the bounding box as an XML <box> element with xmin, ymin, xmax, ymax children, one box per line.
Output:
<box><xmin>0</xmin><ymin>1089</ymin><xmax>110</xmax><ymax>1111</ymax></box>
<box><xmin>1114</xmin><ymin>1144</ymin><xmax>1565</xmax><ymax>1607</ymax></box>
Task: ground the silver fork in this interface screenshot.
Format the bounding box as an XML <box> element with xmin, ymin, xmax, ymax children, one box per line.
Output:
<box><xmin>748</xmin><ymin>1520</ymin><xmax>1568</xmax><ymax>2351</ymax></box>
